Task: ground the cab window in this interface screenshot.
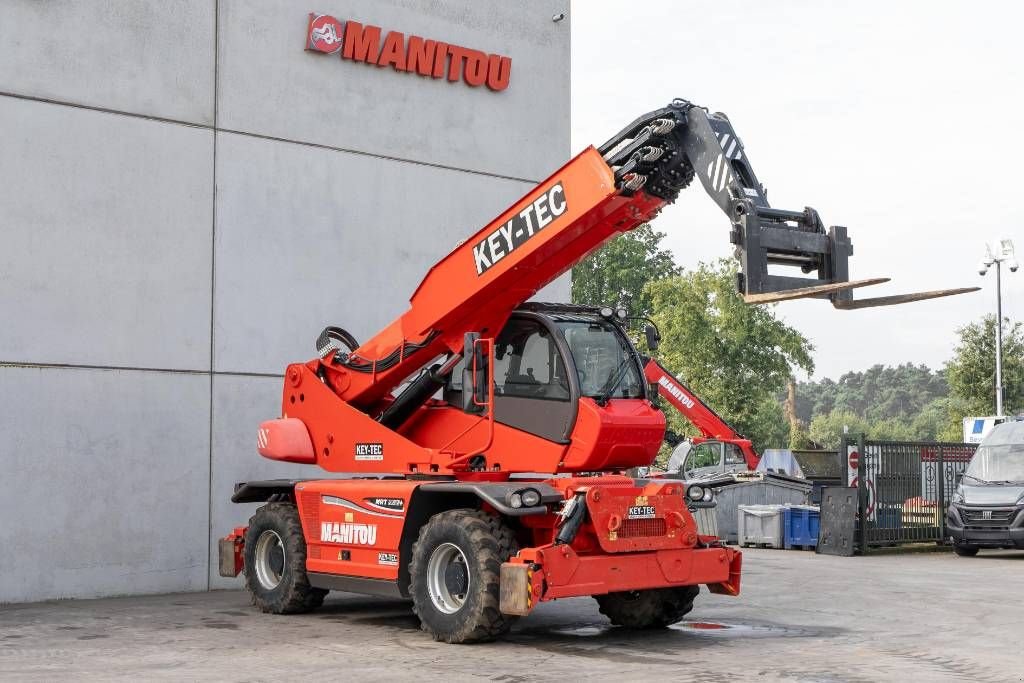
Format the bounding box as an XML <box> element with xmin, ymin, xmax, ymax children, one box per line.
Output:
<box><xmin>493</xmin><ymin>319</ymin><xmax>570</xmax><ymax>401</ymax></box>
<box><xmin>724</xmin><ymin>444</ymin><xmax>747</xmax><ymax>466</ymax></box>
<box><xmin>557</xmin><ymin>320</ymin><xmax>642</xmax><ymax>399</ymax></box>
<box><xmin>686</xmin><ymin>442</ymin><xmax>721</xmax><ymax>470</ymax></box>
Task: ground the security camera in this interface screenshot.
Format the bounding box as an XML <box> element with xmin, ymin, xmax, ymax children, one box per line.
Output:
<box><xmin>1011</xmin><ymin>260</ymin><xmax>1020</xmax><ymax>273</ymax></box>
<box><xmin>979</xmin><ymin>260</ymin><xmax>990</xmax><ymax>276</ymax></box>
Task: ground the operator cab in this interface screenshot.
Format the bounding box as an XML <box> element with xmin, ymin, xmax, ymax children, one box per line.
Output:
<box><xmin>669</xmin><ymin>440</ymin><xmax>749</xmax><ymax>479</ymax></box>
<box><xmin>446</xmin><ymin>303</ymin><xmax>648</xmax><ymax>443</ymax></box>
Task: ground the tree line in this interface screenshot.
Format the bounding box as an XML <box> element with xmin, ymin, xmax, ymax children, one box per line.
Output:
<box><xmin>572</xmin><ymin>226</ymin><xmax>1024</xmax><ymax>452</ymax></box>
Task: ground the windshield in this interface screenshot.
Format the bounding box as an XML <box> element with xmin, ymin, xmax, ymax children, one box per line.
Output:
<box><xmin>557</xmin><ymin>321</ymin><xmax>643</xmax><ymax>400</ymax></box>
<box><xmin>964</xmin><ymin>444</ymin><xmax>1024</xmax><ymax>483</ymax></box>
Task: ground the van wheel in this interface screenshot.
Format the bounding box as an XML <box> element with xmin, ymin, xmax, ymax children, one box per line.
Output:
<box><xmin>596</xmin><ymin>585</ymin><xmax>699</xmax><ymax>628</ymax></box>
<box><xmin>409</xmin><ymin>509</ymin><xmax>518</xmax><ymax>643</ymax></box>
<box><xmin>244</xmin><ymin>503</ymin><xmax>327</xmax><ymax>613</ymax></box>
<box><xmin>954</xmin><ymin>544</ymin><xmax>979</xmax><ymax>557</ymax></box>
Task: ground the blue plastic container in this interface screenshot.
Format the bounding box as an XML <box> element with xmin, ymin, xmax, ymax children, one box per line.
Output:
<box><xmin>783</xmin><ymin>505</ymin><xmax>820</xmax><ymax>549</ymax></box>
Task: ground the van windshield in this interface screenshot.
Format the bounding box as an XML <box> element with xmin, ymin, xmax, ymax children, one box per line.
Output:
<box><xmin>964</xmin><ymin>444</ymin><xmax>1024</xmax><ymax>483</ymax></box>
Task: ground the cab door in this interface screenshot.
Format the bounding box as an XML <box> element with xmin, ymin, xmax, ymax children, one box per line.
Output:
<box><xmin>684</xmin><ymin>441</ymin><xmax>725</xmax><ymax>479</ymax></box>
<box><xmin>446</xmin><ymin>315</ymin><xmax>577</xmax><ymax>443</ymax></box>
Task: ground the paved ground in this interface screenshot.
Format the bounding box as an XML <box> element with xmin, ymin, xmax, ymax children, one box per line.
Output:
<box><xmin>2</xmin><ymin>547</ymin><xmax>1023</xmax><ymax>682</ymax></box>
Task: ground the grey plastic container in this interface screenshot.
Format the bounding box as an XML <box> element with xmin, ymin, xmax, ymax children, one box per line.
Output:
<box><xmin>738</xmin><ymin>504</ymin><xmax>786</xmax><ymax>548</ymax></box>
<box><xmin>714</xmin><ymin>477</ymin><xmax>811</xmax><ymax>543</ymax></box>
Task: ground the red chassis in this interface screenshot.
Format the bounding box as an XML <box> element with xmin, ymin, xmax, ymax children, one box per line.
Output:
<box><xmin>222</xmin><ymin>475</ymin><xmax>740</xmax><ymax>617</ymax></box>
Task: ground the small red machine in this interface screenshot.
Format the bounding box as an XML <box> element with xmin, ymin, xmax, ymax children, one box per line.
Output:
<box><xmin>643</xmin><ymin>356</ymin><xmax>759</xmax><ymax>469</ymax></box>
<box><xmin>220</xmin><ymin>99</ymin><xmax>974</xmax><ymax>642</ymax></box>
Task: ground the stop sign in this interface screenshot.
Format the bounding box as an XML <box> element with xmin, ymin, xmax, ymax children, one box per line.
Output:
<box><xmin>849</xmin><ymin>450</ymin><xmax>860</xmax><ymax>470</ymax></box>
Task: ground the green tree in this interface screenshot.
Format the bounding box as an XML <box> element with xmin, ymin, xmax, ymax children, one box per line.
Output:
<box><xmin>909</xmin><ymin>397</ymin><xmax>950</xmax><ymax>441</ymax></box>
<box><xmin>571</xmin><ymin>223</ymin><xmax>680</xmax><ymax>318</ymax></box>
<box><xmin>648</xmin><ymin>260</ymin><xmax>813</xmax><ymax>450</ymax></box>
<box><xmin>946</xmin><ymin>315</ymin><xmax>1024</xmax><ymax>416</ymax></box>
<box><xmin>807</xmin><ymin>410</ymin><xmax>870</xmax><ymax>450</ymax></box>
<box><xmin>795</xmin><ymin>364</ymin><xmax>948</xmax><ymax>425</ymax></box>
<box><xmin>867</xmin><ymin>416</ymin><xmax>916</xmax><ymax>442</ymax></box>
<box><xmin>789</xmin><ymin>421</ymin><xmax>814</xmax><ymax>450</ymax></box>
<box><xmin>937</xmin><ymin>395</ymin><xmax>974</xmax><ymax>442</ymax></box>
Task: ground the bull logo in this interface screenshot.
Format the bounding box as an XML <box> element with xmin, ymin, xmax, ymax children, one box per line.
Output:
<box><xmin>307</xmin><ymin>14</ymin><xmax>344</xmax><ymax>54</ymax></box>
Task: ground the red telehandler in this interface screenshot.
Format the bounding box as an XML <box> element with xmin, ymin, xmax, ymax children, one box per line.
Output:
<box><xmin>219</xmin><ymin>99</ymin><xmax>975</xmax><ymax>642</ymax></box>
<box><xmin>643</xmin><ymin>356</ymin><xmax>759</xmax><ymax>471</ymax></box>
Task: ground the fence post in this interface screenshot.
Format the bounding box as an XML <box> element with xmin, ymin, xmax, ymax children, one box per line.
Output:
<box><xmin>937</xmin><ymin>444</ymin><xmax>946</xmax><ymax>542</ymax></box>
<box><xmin>857</xmin><ymin>433</ymin><xmax>867</xmax><ymax>553</ymax></box>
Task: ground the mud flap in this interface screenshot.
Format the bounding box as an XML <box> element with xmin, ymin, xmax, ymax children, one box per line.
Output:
<box><xmin>218</xmin><ymin>528</ymin><xmax>246</xmax><ymax>578</ymax></box>
<box><xmin>705</xmin><ymin>548</ymin><xmax>742</xmax><ymax>596</ymax></box>
<box><xmin>499</xmin><ymin>563</ymin><xmax>533</xmax><ymax>616</ymax></box>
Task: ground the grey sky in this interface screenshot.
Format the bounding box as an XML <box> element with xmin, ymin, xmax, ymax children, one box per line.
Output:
<box><xmin>571</xmin><ymin>1</ymin><xmax>1023</xmax><ymax>380</ymax></box>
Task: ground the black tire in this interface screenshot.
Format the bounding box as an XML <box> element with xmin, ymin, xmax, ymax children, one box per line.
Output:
<box><xmin>244</xmin><ymin>503</ymin><xmax>327</xmax><ymax>614</ymax></box>
<box><xmin>954</xmin><ymin>544</ymin><xmax>979</xmax><ymax>557</ymax></box>
<box><xmin>596</xmin><ymin>585</ymin><xmax>699</xmax><ymax>629</ymax></box>
<box><xmin>409</xmin><ymin>509</ymin><xmax>518</xmax><ymax>643</ymax></box>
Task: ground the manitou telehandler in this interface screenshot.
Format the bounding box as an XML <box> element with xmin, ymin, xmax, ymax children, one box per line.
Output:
<box><xmin>643</xmin><ymin>355</ymin><xmax>760</xmax><ymax>473</ymax></box>
<box><xmin>219</xmin><ymin>98</ymin><xmax>975</xmax><ymax>643</ymax></box>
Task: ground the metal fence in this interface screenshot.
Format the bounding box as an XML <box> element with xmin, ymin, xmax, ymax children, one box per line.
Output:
<box><xmin>840</xmin><ymin>436</ymin><xmax>977</xmax><ymax>550</ymax></box>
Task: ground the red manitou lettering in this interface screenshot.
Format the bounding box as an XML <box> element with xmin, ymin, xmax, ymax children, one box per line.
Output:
<box><xmin>309</xmin><ymin>17</ymin><xmax>511</xmax><ymax>91</ymax></box>
<box><xmin>432</xmin><ymin>42</ymin><xmax>449</xmax><ymax>79</ymax></box>
<box><xmin>462</xmin><ymin>48</ymin><xmax>488</xmax><ymax>87</ymax></box>
<box><xmin>447</xmin><ymin>45</ymin><xmax>468</xmax><ymax>82</ymax></box>
<box><xmin>343</xmin><ymin>20</ymin><xmax>381</xmax><ymax>64</ymax></box>
<box><xmin>486</xmin><ymin>54</ymin><xmax>512</xmax><ymax>92</ymax></box>
<box><xmin>378</xmin><ymin>30</ymin><xmax>407</xmax><ymax>71</ymax></box>
<box><xmin>406</xmin><ymin>35</ymin><xmax>437</xmax><ymax>76</ymax></box>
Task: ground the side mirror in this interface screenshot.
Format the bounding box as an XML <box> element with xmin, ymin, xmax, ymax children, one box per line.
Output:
<box><xmin>644</xmin><ymin>324</ymin><xmax>660</xmax><ymax>351</ymax></box>
<box><xmin>461</xmin><ymin>332</ymin><xmax>490</xmax><ymax>414</ymax></box>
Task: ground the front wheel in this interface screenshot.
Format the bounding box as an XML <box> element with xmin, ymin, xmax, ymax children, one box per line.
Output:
<box><xmin>596</xmin><ymin>585</ymin><xmax>699</xmax><ymax>629</ymax></box>
<box><xmin>954</xmin><ymin>544</ymin><xmax>979</xmax><ymax>557</ymax></box>
<box><xmin>409</xmin><ymin>509</ymin><xmax>518</xmax><ymax>643</ymax></box>
<box><xmin>244</xmin><ymin>503</ymin><xmax>327</xmax><ymax>614</ymax></box>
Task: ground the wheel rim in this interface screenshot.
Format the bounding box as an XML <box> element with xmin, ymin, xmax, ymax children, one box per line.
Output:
<box><xmin>426</xmin><ymin>542</ymin><xmax>471</xmax><ymax>614</ymax></box>
<box><xmin>253</xmin><ymin>529</ymin><xmax>286</xmax><ymax>590</ymax></box>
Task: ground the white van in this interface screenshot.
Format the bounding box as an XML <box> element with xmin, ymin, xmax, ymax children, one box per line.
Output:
<box><xmin>946</xmin><ymin>420</ymin><xmax>1024</xmax><ymax>555</ymax></box>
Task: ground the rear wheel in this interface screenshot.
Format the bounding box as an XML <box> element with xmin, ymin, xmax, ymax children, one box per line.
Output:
<box><xmin>954</xmin><ymin>544</ymin><xmax>979</xmax><ymax>557</ymax></box>
<box><xmin>244</xmin><ymin>502</ymin><xmax>327</xmax><ymax>613</ymax></box>
<box><xmin>596</xmin><ymin>585</ymin><xmax>699</xmax><ymax>629</ymax></box>
<box><xmin>409</xmin><ymin>509</ymin><xmax>518</xmax><ymax>643</ymax></box>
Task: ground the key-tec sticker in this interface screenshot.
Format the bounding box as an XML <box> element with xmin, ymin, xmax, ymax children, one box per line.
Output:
<box><xmin>627</xmin><ymin>505</ymin><xmax>656</xmax><ymax>519</ymax></box>
<box><xmin>377</xmin><ymin>552</ymin><xmax>399</xmax><ymax>566</ymax></box>
<box><xmin>473</xmin><ymin>182</ymin><xmax>567</xmax><ymax>275</ymax></box>
<box><xmin>355</xmin><ymin>443</ymin><xmax>384</xmax><ymax>461</ymax></box>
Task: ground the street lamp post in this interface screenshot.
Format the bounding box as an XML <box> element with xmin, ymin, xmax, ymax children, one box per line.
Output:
<box><xmin>978</xmin><ymin>239</ymin><xmax>1018</xmax><ymax>417</ymax></box>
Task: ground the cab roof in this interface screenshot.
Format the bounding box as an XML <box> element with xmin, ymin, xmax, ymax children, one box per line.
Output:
<box><xmin>515</xmin><ymin>302</ymin><xmax>612</xmax><ymax>324</ymax></box>
<box><xmin>982</xmin><ymin>419</ymin><xmax>1024</xmax><ymax>446</ymax></box>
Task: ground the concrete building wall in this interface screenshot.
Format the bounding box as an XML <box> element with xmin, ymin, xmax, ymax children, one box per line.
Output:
<box><xmin>0</xmin><ymin>0</ymin><xmax>570</xmax><ymax>603</ymax></box>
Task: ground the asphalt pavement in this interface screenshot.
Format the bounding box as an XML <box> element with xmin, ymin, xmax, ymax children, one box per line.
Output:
<box><xmin>2</xmin><ymin>547</ymin><xmax>1022</xmax><ymax>682</ymax></box>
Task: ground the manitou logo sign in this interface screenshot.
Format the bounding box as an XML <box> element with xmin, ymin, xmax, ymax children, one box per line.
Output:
<box><xmin>306</xmin><ymin>13</ymin><xmax>512</xmax><ymax>92</ymax></box>
<box><xmin>657</xmin><ymin>377</ymin><xmax>695</xmax><ymax>409</ymax></box>
<box><xmin>321</xmin><ymin>522</ymin><xmax>378</xmax><ymax>545</ymax></box>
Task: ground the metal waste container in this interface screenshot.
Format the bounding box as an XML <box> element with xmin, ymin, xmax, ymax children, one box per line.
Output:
<box><xmin>715</xmin><ymin>476</ymin><xmax>812</xmax><ymax>543</ymax></box>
